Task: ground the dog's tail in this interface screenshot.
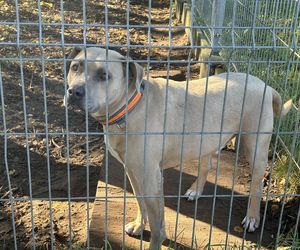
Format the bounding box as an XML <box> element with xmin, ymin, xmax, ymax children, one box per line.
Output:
<box><xmin>272</xmin><ymin>89</ymin><xmax>293</xmax><ymax>118</ymax></box>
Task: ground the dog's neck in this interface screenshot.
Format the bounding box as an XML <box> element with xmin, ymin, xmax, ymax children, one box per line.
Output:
<box><xmin>93</xmin><ymin>81</ymin><xmax>144</xmax><ymax>127</ymax></box>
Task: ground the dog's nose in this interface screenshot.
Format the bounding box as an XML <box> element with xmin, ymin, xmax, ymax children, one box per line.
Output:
<box><xmin>68</xmin><ymin>85</ymin><xmax>85</xmax><ymax>99</ymax></box>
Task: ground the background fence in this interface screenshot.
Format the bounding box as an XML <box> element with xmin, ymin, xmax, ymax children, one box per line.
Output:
<box><xmin>0</xmin><ymin>0</ymin><xmax>300</xmax><ymax>249</ymax></box>
<box><xmin>179</xmin><ymin>0</ymin><xmax>300</xmax><ymax>194</ymax></box>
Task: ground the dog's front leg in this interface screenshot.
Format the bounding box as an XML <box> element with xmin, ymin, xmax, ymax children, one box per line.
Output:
<box><xmin>125</xmin><ymin>168</ymin><xmax>147</xmax><ymax>236</ymax></box>
<box><xmin>143</xmin><ymin>166</ymin><xmax>166</xmax><ymax>250</ymax></box>
<box><xmin>126</xmin><ymin>163</ymin><xmax>166</xmax><ymax>249</ymax></box>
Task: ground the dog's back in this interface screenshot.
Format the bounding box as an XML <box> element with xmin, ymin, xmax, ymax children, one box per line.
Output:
<box><xmin>152</xmin><ymin>72</ymin><xmax>274</xmax><ymax>131</ymax></box>
<box><xmin>148</xmin><ymin>72</ymin><xmax>291</xmax><ymax>159</ymax></box>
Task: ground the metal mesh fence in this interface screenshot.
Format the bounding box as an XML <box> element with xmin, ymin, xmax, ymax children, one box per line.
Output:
<box><xmin>0</xmin><ymin>0</ymin><xmax>300</xmax><ymax>249</ymax></box>
<box><xmin>191</xmin><ymin>0</ymin><xmax>300</xmax><ymax>168</ymax></box>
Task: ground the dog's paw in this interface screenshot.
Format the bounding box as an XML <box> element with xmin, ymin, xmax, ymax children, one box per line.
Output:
<box><xmin>184</xmin><ymin>189</ymin><xmax>201</xmax><ymax>201</ymax></box>
<box><xmin>241</xmin><ymin>216</ymin><xmax>260</xmax><ymax>232</ymax></box>
<box><xmin>125</xmin><ymin>221</ymin><xmax>144</xmax><ymax>236</ymax></box>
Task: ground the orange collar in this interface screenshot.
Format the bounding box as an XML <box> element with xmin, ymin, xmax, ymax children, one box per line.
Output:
<box><xmin>99</xmin><ymin>83</ymin><xmax>144</xmax><ymax>126</ymax></box>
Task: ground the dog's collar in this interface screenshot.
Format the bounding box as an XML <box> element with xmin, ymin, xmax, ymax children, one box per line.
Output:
<box><xmin>98</xmin><ymin>81</ymin><xmax>144</xmax><ymax>126</ymax></box>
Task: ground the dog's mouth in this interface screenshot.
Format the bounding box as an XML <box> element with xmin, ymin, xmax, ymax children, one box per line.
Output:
<box><xmin>87</xmin><ymin>104</ymin><xmax>100</xmax><ymax>113</ymax></box>
<box><xmin>64</xmin><ymin>94</ymin><xmax>99</xmax><ymax>113</ymax></box>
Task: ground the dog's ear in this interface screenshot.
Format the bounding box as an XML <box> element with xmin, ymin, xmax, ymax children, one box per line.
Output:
<box><xmin>120</xmin><ymin>56</ymin><xmax>144</xmax><ymax>92</ymax></box>
<box><xmin>128</xmin><ymin>61</ymin><xmax>144</xmax><ymax>93</ymax></box>
<box><xmin>66</xmin><ymin>47</ymin><xmax>82</xmax><ymax>74</ymax></box>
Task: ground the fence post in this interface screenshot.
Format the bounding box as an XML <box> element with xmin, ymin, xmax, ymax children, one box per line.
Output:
<box><xmin>211</xmin><ymin>0</ymin><xmax>226</xmax><ymax>49</ymax></box>
<box><xmin>199</xmin><ymin>0</ymin><xmax>226</xmax><ymax>79</ymax></box>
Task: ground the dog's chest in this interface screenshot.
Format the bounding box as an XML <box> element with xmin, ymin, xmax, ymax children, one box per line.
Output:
<box><xmin>104</xmin><ymin>134</ymin><xmax>125</xmax><ymax>165</ymax></box>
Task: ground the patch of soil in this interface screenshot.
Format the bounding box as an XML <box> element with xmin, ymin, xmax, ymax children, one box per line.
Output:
<box><xmin>89</xmin><ymin>151</ymin><xmax>283</xmax><ymax>249</ymax></box>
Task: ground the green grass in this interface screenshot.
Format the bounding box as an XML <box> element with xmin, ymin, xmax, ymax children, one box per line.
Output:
<box><xmin>203</xmin><ymin>243</ymin><xmax>255</xmax><ymax>250</ymax></box>
<box><xmin>273</xmin><ymin>155</ymin><xmax>300</xmax><ymax>195</ymax></box>
<box><xmin>269</xmin><ymin>227</ymin><xmax>300</xmax><ymax>249</ymax></box>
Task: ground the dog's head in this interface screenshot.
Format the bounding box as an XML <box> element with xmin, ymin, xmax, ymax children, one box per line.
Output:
<box><xmin>64</xmin><ymin>47</ymin><xmax>143</xmax><ymax>118</ymax></box>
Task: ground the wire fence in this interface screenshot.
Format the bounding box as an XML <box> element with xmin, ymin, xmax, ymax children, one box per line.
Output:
<box><xmin>0</xmin><ymin>0</ymin><xmax>300</xmax><ymax>249</ymax></box>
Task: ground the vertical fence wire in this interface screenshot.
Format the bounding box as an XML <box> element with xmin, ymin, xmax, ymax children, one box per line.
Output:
<box><xmin>255</xmin><ymin>59</ymin><xmax>275</xmax><ymax>249</ymax></box>
<box><xmin>37</xmin><ymin>0</ymin><xmax>55</xmax><ymax>248</ymax></box>
<box><xmin>104</xmin><ymin>0</ymin><xmax>110</xmax><ymax>249</ymax></box>
<box><xmin>15</xmin><ymin>0</ymin><xmax>36</xmax><ymax>248</ymax></box>
<box><xmin>174</xmin><ymin>0</ymin><xmax>196</xmax><ymax>247</ymax></box>
<box><xmin>157</xmin><ymin>0</ymin><xmax>174</xmax><ymax>247</ymax></box>
<box><xmin>0</xmin><ymin>65</ymin><xmax>18</xmax><ymax>250</ymax></box>
<box><xmin>157</xmin><ymin>1</ymin><xmax>174</xmax><ymax>249</ymax></box>
<box><xmin>121</xmin><ymin>0</ymin><xmax>131</xmax><ymax>248</ymax></box>
<box><xmin>272</xmin><ymin>0</ymin><xmax>280</xmax><ymax>48</ymax></box>
<box><xmin>251</xmin><ymin>0</ymin><xmax>259</xmax><ymax>49</ymax></box>
<box><xmin>224</xmin><ymin>1</ymin><xmax>239</xmax><ymax>247</ymax></box>
<box><xmin>292</xmin><ymin>1</ymin><xmax>300</xmax><ymax>51</ymax></box>
<box><xmin>81</xmin><ymin>0</ymin><xmax>91</xmax><ymax>248</ymax></box>
<box><xmin>241</xmin><ymin>71</ymin><xmax>268</xmax><ymax>249</ymax></box>
<box><xmin>59</xmin><ymin>0</ymin><xmax>73</xmax><ymax>248</ymax></box>
<box><xmin>18</xmin><ymin>35</ymin><xmax>36</xmax><ymax>250</ymax></box>
<box><xmin>190</xmin><ymin>51</ymin><xmax>212</xmax><ymax>250</ymax></box>
<box><xmin>139</xmin><ymin>1</ymin><xmax>153</xmax><ymax>248</ymax></box>
<box><xmin>173</xmin><ymin>48</ymin><xmax>193</xmax><ymax>249</ymax></box>
<box><xmin>207</xmin><ymin>58</ymin><xmax>232</xmax><ymax>247</ymax></box>
<box><xmin>230</xmin><ymin>0</ymin><xmax>237</xmax><ymax>49</ymax></box>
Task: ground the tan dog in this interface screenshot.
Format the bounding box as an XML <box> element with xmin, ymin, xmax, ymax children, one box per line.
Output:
<box><xmin>65</xmin><ymin>47</ymin><xmax>292</xmax><ymax>249</ymax></box>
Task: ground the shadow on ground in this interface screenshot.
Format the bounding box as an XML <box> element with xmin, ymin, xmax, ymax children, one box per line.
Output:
<box><xmin>92</xmin><ymin>153</ymin><xmax>280</xmax><ymax>249</ymax></box>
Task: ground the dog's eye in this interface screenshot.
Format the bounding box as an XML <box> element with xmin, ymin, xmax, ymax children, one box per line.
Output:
<box><xmin>71</xmin><ymin>63</ymin><xmax>79</xmax><ymax>72</ymax></box>
<box><xmin>98</xmin><ymin>70</ymin><xmax>111</xmax><ymax>81</ymax></box>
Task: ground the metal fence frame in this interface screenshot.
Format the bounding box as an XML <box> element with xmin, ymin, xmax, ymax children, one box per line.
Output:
<box><xmin>0</xmin><ymin>0</ymin><xmax>300</xmax><ymax>249</ymax></box>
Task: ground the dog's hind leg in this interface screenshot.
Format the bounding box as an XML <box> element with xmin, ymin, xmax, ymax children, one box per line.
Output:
<box><xmin>185</xmin><ymin>155</ymin><xmax>212</xmax><ymax>200</ymax></box>
<box><xmin>241</xmin><ymin>132</ymin><xmax>271</xmax><ymax>232</ymax></box>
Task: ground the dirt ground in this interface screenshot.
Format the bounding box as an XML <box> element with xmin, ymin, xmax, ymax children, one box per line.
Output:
<box><xmin>89</xmin><ymin>151</ymin><xmax>287</xmax><ymax>250</ymax></box>
<box><xmin>0</xmin><ymin>0</ymin><xmax>298</xmax><ymax>249</ymax></box>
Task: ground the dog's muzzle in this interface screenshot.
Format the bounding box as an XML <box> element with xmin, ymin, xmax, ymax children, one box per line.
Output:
<box><xmin>68</xmin><ymin>85</ymin><xmax>85</xmax><ymax>100</ymax></box>
<box><xmin>64</xmin><ymin>85</ymin><xmax>85</xmax><ymax>107</ymax></box>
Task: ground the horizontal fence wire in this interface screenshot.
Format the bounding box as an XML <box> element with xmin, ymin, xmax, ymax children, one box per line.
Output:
<box><xmin>2</xmin><ymin>192</ymin><xmax>300</xmax><ymax>202</ymax></box>
<box><xmin>1</xmin><ymin>42</ymin><xmax>300</xmax><ymax>49</ymax></box>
